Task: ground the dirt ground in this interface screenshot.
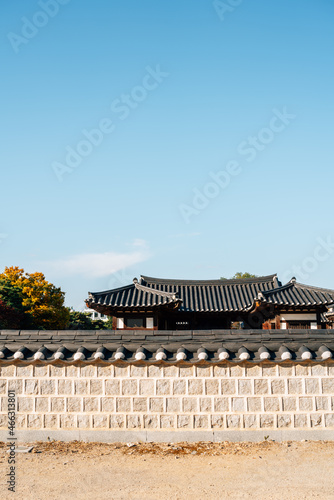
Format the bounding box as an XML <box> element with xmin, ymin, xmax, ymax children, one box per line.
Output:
<box><xmin>1</xmin><ymin>440</ymin><xmax>334</xmax><ymax>499</ymax></box>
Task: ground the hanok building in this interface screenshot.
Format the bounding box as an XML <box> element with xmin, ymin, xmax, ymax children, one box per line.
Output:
<box><xmin>86</xmin><ymin>274</ymin><xmax>334</xmax><ymax>330</ymax></box>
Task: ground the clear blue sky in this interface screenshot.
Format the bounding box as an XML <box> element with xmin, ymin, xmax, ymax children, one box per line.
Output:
<box><xmin>1</xmin><ymin>0</ymin><xmax>333</xmax><ymax>310</ymax></box>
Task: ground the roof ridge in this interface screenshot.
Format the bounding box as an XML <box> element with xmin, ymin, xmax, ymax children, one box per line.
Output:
<box><xmin>262</xmin><ymin>279</ymin><xmax>334</xmax><ymax>296</ymax></box>
<box><xmin>88</xmin><ymin>283</ymin><xmax>134</xmax><ymax>296</ymax></box>
<box><xmin>134</xmin><ymin>282</ymin><xmax>180</xmax><ymax>300</ymax></box>
<box><xmin>292</xmin><ymin>281</ymin><xmax>334</xmax><ymax>294</ymax></box>
<box><xmin>141</xmin><ymin>274</ymin><xmax>278</xmax><ymax>285</ymax></box>
<box><xmin>261</xmin><ymin>281</ymin><xmax>294</xmax><ymax>295</ymax></box>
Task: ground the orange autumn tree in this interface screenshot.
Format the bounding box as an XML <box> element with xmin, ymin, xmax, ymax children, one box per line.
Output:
<box><xmin>0</xmin><ymin>266</ymin><xmax>69</xmax><ymax>330</ymax></box>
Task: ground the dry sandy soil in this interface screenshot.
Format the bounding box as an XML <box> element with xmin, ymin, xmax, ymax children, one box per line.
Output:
<box><xmin>1</xmin><ymin>440</ymin><xmax>334</xmax><ymax>499</ymax></box>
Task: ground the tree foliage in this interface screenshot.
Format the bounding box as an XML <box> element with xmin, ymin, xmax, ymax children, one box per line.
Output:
<box><xmin>68</xmin><ymin>310</ymin><xmax>113</xmax><ymax>330</ymax></box>
<box><xmin>0</xmin><ymin>266</ymin><xmax>69</xmax><ymax>330</ymax></box>
<box><xmin>0</xmin><ymin>277</ymin><xmax>25</xmax><ymax>312</ymax></box>
<box><xmin>0</xmin><ymin>299</ymin><xmax>26</xmax><ymax>329</ymax></box>
<box><xmin>103</xmin><ymin>317</ymin><xmax>114</xmax><ymax>329</ymax></box>
<box><xmin>68</xmin><ymin>311</ymin><xmax>94</xmax><ymax>330</ymax></box>
<box><xmin>220</xmin><ymin>272</ymin><xmax>257</xmax><ymax>280</ymax></box>
<box><xmin>0</xmin><ymin>277</ymin><xmax>30</xmax><ymax>328</ymax></box>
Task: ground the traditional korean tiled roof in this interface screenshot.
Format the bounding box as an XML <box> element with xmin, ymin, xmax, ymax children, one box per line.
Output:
<box><xmin>258</xmin><ymin>278</ymin><xmax>334</xmax><ymax>308</ymax></box>
<box><xmin>0</xmin><ymin>330</ymin><xmax>333</xmax><ymax>363</ymax></box>
<box><xmin>87</xmin><ymin>274</ymin><xmax>280</xmax><ymax>313</ymax></box>
<box><xmin>86</xmin><ymin>279</ymin><xmax>181</xmax><ymax>312</ymax></box>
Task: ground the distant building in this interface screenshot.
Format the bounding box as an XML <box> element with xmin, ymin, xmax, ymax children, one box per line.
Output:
<box><xmin>84</xmin><ymin>308</ymin><xmax>108</xmax><ymax>322</ymax></box>
<box><xmin>86</xmin><ymin>275</ymin><xmax>334</xmax><ymax>330</ymax></box>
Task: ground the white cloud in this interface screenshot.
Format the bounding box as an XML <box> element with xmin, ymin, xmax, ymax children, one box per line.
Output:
<box><xmin>39</xmin><ymin>241</ymin><xmax>151</xmax><ymax>278</ymax></box>
<box><xmin>132</xmin><ymin>238</ymin><xmax>149</xmax><ymax>248</ymax></box>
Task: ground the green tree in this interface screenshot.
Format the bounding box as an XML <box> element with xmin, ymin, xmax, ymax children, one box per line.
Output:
<box><xmin>0</xmin><ymin>277</ymin><xmax>27</xmax><ymax>312</ymax></box>
<box><xmin>0</xmin><ymin>277</ymin><xmax>32</xmax><ymax>328</ymax></box>
<box><xmin>0</xmin><ymin>299</ymin><xmax>25</xmax><ymax>329</ymax></box>
<box><xmin>92</xmin><ymin>319</ymin><xmax>108</xmax><ymax>330</ymax></box>
<box><xmin>67</xmin><ymin>310</ymin><xmax>113</xmax><ymax>330</ymax></box>
<box><xmin>93</xmin><ymin>317</ymin><xmax>114</xmax><ymax>330</ymax></box>
<box><xmin>103</xmin><ymin>317</ymin><xmax>114</xmax><ymax>329</ymax></box>
<box><xmin>220</xmin><ymin>272</ymin><xmax>258</xmax><ymax>280</ymax></box>
<box><xmin>67</xmin><ymin>310</ymin><xmax>95</xmax><ymax>330</ymax></box>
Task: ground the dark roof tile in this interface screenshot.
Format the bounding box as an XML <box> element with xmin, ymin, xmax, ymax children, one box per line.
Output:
<box><xmin>261</xmin><ymin>279</ymin><xmax>334</xmax><ymax>307</ymax></box>
<box><xmin>87</xmin><ymin>274</ymin><xmax>279</xmax><ymax>313</ymax></box>
<box><xmin>1</xmin><ymin>329</ymin><xmax>334</xmax><ymax>363</ymax></box>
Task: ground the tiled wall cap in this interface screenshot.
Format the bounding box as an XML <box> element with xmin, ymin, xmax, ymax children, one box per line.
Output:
<box><xmin>54</xmin><ymin>346</ymin><xmax>66</xmax><ymax>360</ymax></box>
<box><xmin>94</xmin><ymin>346</ymin><xmax>106</xmax><ymax>360</ymax></box>
<box><xmin>34</xmin><ymin>346</ymin><xmax>48</xmax><ymax>361</ymax></box>
<box><xmin>176</xmin><ymin>347</ymin><xmax>187</xmax><ymax>361</ymax></box>
<box><xmin>1</xmin><ymin>334</ymin><xmax>334</xmax><ymax>364</ymax></box>
<box><xmin>238</xmin><ymin>347</ymin><xmax>250</xmax><ymax>361</ymax></box>
<box><xmin>135</xmin><ymin>347</ymin><xmax>146</xmax><ymax>361</ymax></box>
<box><xmin>318</xmin><ymin>345</ymin><xmax>332</xmax><ymax>360</ymax></box>
<box><xmin>299</xmin><ymin>346</ymin><xmax>312</xmax><ymax>360</ymax></box>
<box><xmin>258</xmin><ymin>346</ymin><xmax>271</xmax><ymax>360</ymax></box>
<box><xmin>115</xmin><ymin>347</ymin><xmax>126</xmax><ymax>360</ymax></box>
<box><xmin>13</xmin><ymin>347</ymin><xmax>26</xmax><ymax>360</ymax></box>
<box><xmin>218</xmin><ymin>347</ymin><xmax>229</xmax><ymax>360</ymax></box>
<box><xmin>73</xmin><ymin>347</ymin><xmax>86</xmax><ymax>361</ymax></box>
<box><xmin>197</xmin><ymin>347</ymin><xmax>208</xmax><ymax>361</ymax></box>
<box><xmin>278</xmin><ymin>346</ymin><xmax>292</xmax><ymax>360</ymax></box>
<box><xmin>155</xmin><ymin>348</ymin><xmax>167</xmax><ymax>361</ymax></box>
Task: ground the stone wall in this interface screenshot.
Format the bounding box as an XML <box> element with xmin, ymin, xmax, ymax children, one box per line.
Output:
<box><xmin>1</xmin><ymin>361</ymin><xmax>334</xmax><ymax>442</ymax></box>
